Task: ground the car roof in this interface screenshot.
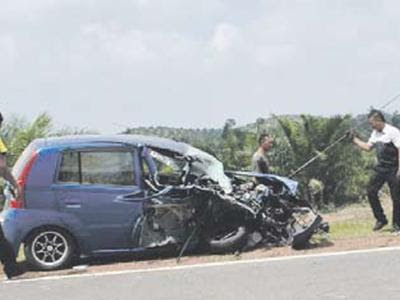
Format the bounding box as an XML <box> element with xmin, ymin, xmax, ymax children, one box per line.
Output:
<box><xmin>34</xmin><ymin>134</ymin><xmax>192</xmax><ymax>154</ymax></box>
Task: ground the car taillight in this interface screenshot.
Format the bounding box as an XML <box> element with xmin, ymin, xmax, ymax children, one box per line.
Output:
<box><xmin>8</xmin><ymin>151</ymin><xmax>38</xmax><ymax>209</ymax></box>
<box><xmin>9</xmin><ymin>198</ymin><xmax>23</xmax><ymax>209</ymax></box>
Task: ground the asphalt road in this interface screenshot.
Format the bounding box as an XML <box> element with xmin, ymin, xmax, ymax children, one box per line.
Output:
<box><xmin>1</xmin><ymin>248</ymin><xmax>400</xmax><ymax>300</ymax></box>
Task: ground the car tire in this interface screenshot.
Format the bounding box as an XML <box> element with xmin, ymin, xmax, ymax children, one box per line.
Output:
<box><xmin>24</xmin><ymin>227</ymin><xmax>75</xmax><ymax>271</ymax></box>
<box><xmin>290</xmin><ymin>209</ymin><xmax>322</xmax><ymax>249</ymax></box>
<box><xmin>207</xmin><ymin>226</ymin><xmax>248</xmax><ymax>253</ymax></box>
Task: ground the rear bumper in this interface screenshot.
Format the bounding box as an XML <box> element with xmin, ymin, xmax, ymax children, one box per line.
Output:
<box><xmin>1</xmin><ymin>208</ymin><xmax>93</xmax><ymax>256</ymax></box>
<box><xmin>0</xmin><ymin>209</ymin><xmax>25</xmax><ymax>254</ymax></box>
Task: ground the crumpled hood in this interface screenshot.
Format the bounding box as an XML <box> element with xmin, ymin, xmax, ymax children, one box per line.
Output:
<box><xmin>185</xmin><ymin>148</ymin><xmax>233</xmax><ymax>193</ymax></box>
<box><xmin>225</xmin><ymin>171</ymin><xmax>299</xmax><ymax>196</ymax></box>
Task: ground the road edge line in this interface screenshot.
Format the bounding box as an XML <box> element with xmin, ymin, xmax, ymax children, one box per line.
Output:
<box><xmin>5</xmin><ymin>245</ymin><xmax>400</xmax><ymax>284</ymax></box>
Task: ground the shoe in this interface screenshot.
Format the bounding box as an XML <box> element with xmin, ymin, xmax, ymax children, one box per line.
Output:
<box><xmin>373</xmin><ymin>220</ymin><xmax>388</xmax><ymax>231</ymax></box>
<box><xmin>3</xmin><ymin>264</ymin><xmax>24</xmax><ymax>280</ymax></box>
<box><xmin>391</xmin><ymin>224</ymin><xmax>400</xmax><ymax>235</ymax></box>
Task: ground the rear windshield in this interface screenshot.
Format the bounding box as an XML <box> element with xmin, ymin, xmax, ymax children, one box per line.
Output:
<box><xmin>12</xmin><ymin>143</ymin><xmax>37</xmax><ymax>178</ymax></box>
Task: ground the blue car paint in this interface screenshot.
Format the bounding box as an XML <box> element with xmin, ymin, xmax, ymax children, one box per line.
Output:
<box><xmin>225</xmin><ymin>171</ymin><xmax>299</xmax><ymax>196</ymax></box>
<box><xmin>1</xmin><ymin>138</ymin><xmax>147</xmax><ymax>257</ymax></box>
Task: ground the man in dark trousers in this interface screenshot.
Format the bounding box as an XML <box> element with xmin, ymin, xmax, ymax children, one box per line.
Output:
<box><xmin>251</xmin><ymin>133</ymin><xmax>274</xmax><ymax>175</ymax></box>
<box><xmin>0</xmin><ymin>112</ymin><xmax>23</xmax><ymax>279</ymax></box>
<box><xmin>352</xmin><ymin>109</ymin><xmax>400</xmax><ymax>233</ymax></box>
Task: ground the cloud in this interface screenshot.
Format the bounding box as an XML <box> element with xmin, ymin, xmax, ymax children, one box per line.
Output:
<box><xmin>2</xmin><ymin>0</ymin><xmax>400</xmax><ymax>132</ymax></box>
<box><xmin>131</xmin><ymin>0</ymin><xmax>149</xmax><ymax>7</ymax></box>
<box><xmin>0</xmin><ymin>35</ymin><xmax>16</xmax><ymax>71</ymax></box>
<box><xmin>77</xmin><ymin>22</ymin><xmax>207</xmax><ymax>68</ymax></box>
<box><xmin>357</xmin><ymin>41</ymin><xmax>400</xmax><ymax>65</ymax></box>
<box><xmin>0</xmin><ymin>0</ymin><xmax>70</xmax><ymax>22</ymax></box>
<box><xmin>210</xmin><ymin>23</ymin><xmax>242</xmax><ymax>53</ymax></box>
<box><xmin>253</xmin><ymin>44</ymin><xmax>298</xmax><ymax>66</ymax></box>
<box><xmin>80</xmin><ymin>23</ymin><xmax>157</xmax><ymax>63</ymax></box>
<box><xmin>207</xmin><ymin>20</ymin><xmax>299</xmax><ymax>67</ymax></box>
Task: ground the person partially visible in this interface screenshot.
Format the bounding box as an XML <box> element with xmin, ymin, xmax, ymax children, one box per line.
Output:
<box><xmin>351</xmin><ymin>109</ymin><xmax>400</xmax><ymax>233</ymax></box>
<box><xmin>251</xmin><ymin>133</ymin><xmax>274</xmax><ymax>175</ymax></box>
<box><xmin>0</xmin><ymin>112</ymin><xmax>23</xmax><ymax>279</ymax></box>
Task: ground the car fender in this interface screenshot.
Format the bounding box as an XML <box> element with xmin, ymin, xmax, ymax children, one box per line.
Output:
<box><xmin>1</xmin><ymin>209</ymin><xmax>92</xmax><ymax>256</ymax></box>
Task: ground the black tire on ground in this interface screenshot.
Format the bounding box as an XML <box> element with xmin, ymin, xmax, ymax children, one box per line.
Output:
<box><xmin>24</xmin><ymin>227</ymin><xmax>76</xmax><ymax>271</ymax></box>
<box><xmin>292</xmin><ymin>215</ymin><xmax>322</xmax><ymax>249</ymax></box>
<box><xmin>208</xmin><ymin>226</ymin><xmax>248</xmax><ymax>254</ymax></box>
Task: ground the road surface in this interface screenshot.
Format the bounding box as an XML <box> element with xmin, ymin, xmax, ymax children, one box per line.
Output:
<box><xmin>1</xmin><ymin>247</ymin><xmax>400</xmax><ymax>300</ymax></box>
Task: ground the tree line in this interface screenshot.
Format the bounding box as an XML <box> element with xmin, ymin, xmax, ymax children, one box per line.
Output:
<box><xmin>2</xmin><ymin>111</ymin><xmax>400</xmax><ymax>209</ymax></box>
<box><xmin>126</xmin><ymin>111</ymin><xmax>400</xmax><ymax>209</ymax></box>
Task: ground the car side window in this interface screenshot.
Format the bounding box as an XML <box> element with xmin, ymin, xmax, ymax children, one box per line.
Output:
<box><xmin>81</xmin><ymin>151</ymin><xmax>135</xmax><ymax>186</ymax></box>
<box><xmin>57</xmin><ymin>150</ymin><xmax>135</xmax><ymax>186</ymax></box>
<box><xmin>58</xmin><ymin>152</ymin><xmax>80</xmax><ymax>183</ymax></box>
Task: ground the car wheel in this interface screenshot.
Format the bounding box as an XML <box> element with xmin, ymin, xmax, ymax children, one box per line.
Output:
<box><xmin>207</xmin><ymin>226</ymin><xmax>248</xmax><ymax>253</ymax></box>
<box><xmin>290</xmin><ymin>208</ymin><xmax>322</xmax><ymax>249</ymax></box>
<box><xmin>24</xmin><ymin>228</ymin><xmax>75</xmax><ymax>271</ymax></box>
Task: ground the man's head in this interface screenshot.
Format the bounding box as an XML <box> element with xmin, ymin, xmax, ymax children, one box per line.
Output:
<box><xmin>0</xmin><ymin>112</ymin><xmax>3</xmax><ymax>128</ymax></box>
<box><xmin>258</xmin><ymin>133</ymin><xmax>274</xmax><ymax>152</ymax></box>
<box><xmin>368</xmin><ymin>109</ymin><xmax>386</xmax><ymax>132</ymax></box>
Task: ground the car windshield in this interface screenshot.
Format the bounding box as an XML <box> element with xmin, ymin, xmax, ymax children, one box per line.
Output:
<box><xmin>185</xmin><ymin>147</ymin><xmax>232</xmax><ymax>193</ymax></box>
<box><xmin>146</xmin><ymin>145</ymin><xmax>232</xmax><ymax>193</ymax></box>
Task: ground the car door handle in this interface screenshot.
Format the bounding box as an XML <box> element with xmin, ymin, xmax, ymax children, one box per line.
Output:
<box><xmin>114</xmin><ymin>191</ymin><xmax>146</xmax><ymax>203</ymax></box>
<box><xmin>64</xmin><ymin>200</ymin><xmax>82</xmax><ymax>209</ymax></box>
<box><xmin>65</xmin><ymin>204</ymin><xmax>81</xmax><ymax>208</ymax></box>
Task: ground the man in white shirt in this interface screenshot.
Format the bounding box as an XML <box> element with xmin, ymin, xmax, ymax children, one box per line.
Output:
<box><xmin>352</xmin><ymin>110</ymin><xmax>400</xmax><ymax>233</ymax></box>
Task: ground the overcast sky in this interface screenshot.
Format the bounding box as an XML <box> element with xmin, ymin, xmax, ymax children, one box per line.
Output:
<box><xmin>1</xmin><ymin>0</ymin><xmax>400</xmax><ymax>133</ymax></box>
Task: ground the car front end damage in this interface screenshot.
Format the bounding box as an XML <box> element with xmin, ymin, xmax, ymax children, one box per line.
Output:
<box><xmin>126</xmin><ymin>142</ymin><xmax>329</xmax><ymax>257</ymax></box>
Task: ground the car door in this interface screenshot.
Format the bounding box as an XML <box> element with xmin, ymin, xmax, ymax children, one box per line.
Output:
<box><xmin>54</xmin><ymin>145</ymin><xmax>145</xmax><ymax>251</ymax></box>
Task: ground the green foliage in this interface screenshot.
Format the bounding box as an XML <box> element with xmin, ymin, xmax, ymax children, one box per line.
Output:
<box><xmin>1</xmin><ymin>113</ymin><xmax>52</xmax><ymax>166</ymax></box>
<box><xmin>391</xmin><ymin>111</ymin><xmax>400</xmax><ymax>128</ymax></box>
<box><xmin>52</xmin><ymin>127</ymin><xmax>98</xmax><ymax>137</ymax></box>
<box><xmin>0</xmin><ymin>113</ymin><xmax>95</xmax><ymax>167</ymax></box>
<box><xmin>122</xmin><ymin>113</ymin><xmax>400</xmax><ymax>208</ymax></box>
<box><xmin>218</xmin><ymin>119</ymin><xmax>256</xmax><ymax>170</ymax></box>
<box><xmin>276</xmin><ymin>115</ymin><xmax>373</xmax><ymax>207</ymax></box>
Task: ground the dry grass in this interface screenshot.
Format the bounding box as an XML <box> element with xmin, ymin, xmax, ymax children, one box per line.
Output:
<box><xmin>324</xmin><ymin>194</ymin><xmax>394</xmax><ymax>239</ymax></box>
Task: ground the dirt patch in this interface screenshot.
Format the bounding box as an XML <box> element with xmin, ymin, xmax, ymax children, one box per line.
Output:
<box><xmin>4</xmin><ymin>233</ymin><xmax>400</xmax><ymax>281</ymax></box>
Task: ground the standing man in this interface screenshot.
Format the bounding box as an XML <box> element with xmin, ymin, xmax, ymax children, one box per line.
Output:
<box><xmin>0</xmin><ymin>112</ymin><xmax>23</xmax><ymax>279</ymax></box>
<box><xmin>352</xmin><ymin>109</ymin><xmax>400</xmax><ymax>232</ymax></box>
<box><xmin>251</xmin><ymin>133</ymin><xmax>274</xmax><ymax>174</ymax></box>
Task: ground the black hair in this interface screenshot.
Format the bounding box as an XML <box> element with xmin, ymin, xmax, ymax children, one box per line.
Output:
<box><xmin>258</xmin><ymin>133</ymin><xmax>269</xmax><ymax>146</ymax></box>
<box><xmin>0</xmin><ymin>112</ymin><xmax>3</xmax><ymax>123</ymax></box>
<box><xmin>368</xmin><ymin>109</ymin><xmax>385</xmax><ymax>122</ymax></box>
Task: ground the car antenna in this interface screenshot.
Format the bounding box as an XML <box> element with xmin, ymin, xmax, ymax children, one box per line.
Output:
<box><xmin>286</xmin><ymin>92</ymin><xmax>400</xmax><ymax>178</ymax></box>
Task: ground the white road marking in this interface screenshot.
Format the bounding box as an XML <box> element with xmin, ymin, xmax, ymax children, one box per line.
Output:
<box><xmin>4</xmin><ymin>246</ymin><xmax>400</xmax><ymax>284</ymax></box>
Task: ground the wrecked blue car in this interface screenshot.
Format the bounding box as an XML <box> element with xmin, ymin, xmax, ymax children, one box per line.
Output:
<box><xmin>1</xmin><ymin>135</ymin><xmax>326</xmax><ymax>271</ymax></box>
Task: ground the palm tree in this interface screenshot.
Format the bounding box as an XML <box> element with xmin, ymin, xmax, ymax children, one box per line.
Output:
<box><xmin>276</xmin><ymin>114</ymin><xmax>369</xmax><ymax>207</ymax></box>
<box><xmin>1</xmin><ymin>113</ymin><xmax>52</xmax><ymax>166</ymax></box>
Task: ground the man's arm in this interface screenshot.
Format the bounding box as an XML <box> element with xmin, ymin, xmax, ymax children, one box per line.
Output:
<box><xmin>388</xmin><ymin>127</ymin><xmax>400</xmax><ymax>178</ymax></box>
<box><xmin>397</xmin><ymin>147</ymin><xmax>400</xmax><ymax>179</ymax></box>
<box><xmin>251</xmin><ymin>154</ymin><xmax>259</xmax><ymax>173</ymax></box>
<box><xmin>353</xmin><ymin>136</ymin><xmax>373</xmax><ymax>152</ymax></box>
